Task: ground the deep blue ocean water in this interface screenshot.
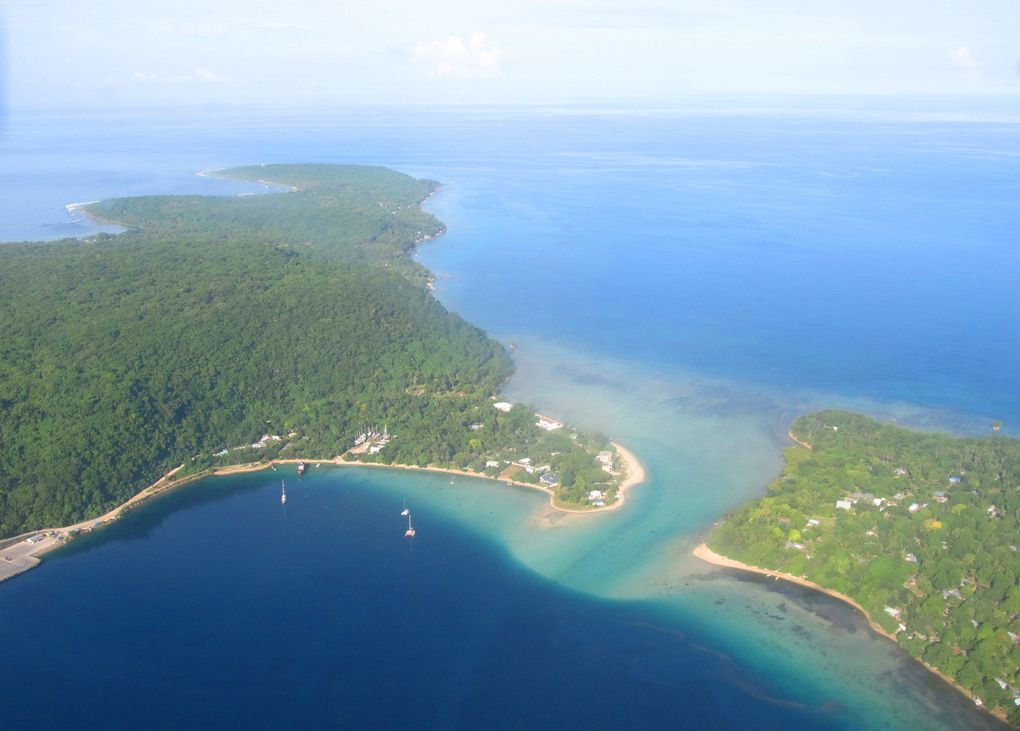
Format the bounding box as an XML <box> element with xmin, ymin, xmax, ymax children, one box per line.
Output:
<box><xmin>1</xmin><ymin>102</ymin><xmax>1018</xmax><ymax>729</ymax></box>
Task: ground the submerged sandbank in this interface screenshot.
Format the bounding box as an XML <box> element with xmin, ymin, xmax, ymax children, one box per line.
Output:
<box><xmin>2</xmin><ymin>444</ymin><xmax>645</xmax><ymax>582</ymax></box>
<box><xmin>692</xmin><ymin>543</ymin><xmax>999</xmax><ymax>719</ymax></box>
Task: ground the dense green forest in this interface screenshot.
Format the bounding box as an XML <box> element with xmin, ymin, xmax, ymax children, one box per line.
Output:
<box><xmin>0</xmin><ymin>165</ymin><xmax>621</xmax><ymax>538</ymax></box>
<box><xmin>710</xmin><ymin>411</ymin><xmax>1020</xmax><ymax>724</ymax></box>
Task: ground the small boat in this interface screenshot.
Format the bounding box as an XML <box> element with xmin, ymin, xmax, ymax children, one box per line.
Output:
<box><xmin>281</xmin><ymin>480</ymin><xmax>287</xmax><ymax>505</ymax></box>
<box><xmin>405</xmin><ymin>513</ymin><xmax>415</xmax><ymax>538</ymax></box>
<box><xmin>400</xmin><ymin>498</ymin><xmax>409</xmax><ymax>517</ymax></box>
<box><xmin>297</xmin><ymin>461</ymin><xmax>306</xmax><ymax>477</ymax></box>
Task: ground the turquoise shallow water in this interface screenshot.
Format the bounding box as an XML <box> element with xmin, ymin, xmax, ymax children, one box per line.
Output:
<box><xmin>1</xmin><ymin>104</ymin><xmax>1017</xmax><ymax>729</ymax></box>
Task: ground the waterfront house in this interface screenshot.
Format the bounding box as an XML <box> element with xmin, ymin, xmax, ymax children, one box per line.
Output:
<box><xmin>535</xmin><ymin>415</ymin><xmax>563</xmax><ymax>431</ymax></box>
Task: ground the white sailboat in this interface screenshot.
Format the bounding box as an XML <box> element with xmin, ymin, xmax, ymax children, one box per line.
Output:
<box><xmin>281</xmin><ymin>479</ymin><xmax>287</xmax><ymax>505</ymax></box>
<box><xmin>400</xmin><ymin>498</ymin><xmax>409</xmax><ymax>517</ymax></box>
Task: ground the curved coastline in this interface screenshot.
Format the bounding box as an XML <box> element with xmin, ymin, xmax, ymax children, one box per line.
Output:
<box><xmin>4</xmin><ymin>444</ymin><xmax>645</xmax><ymax>581</ymax></box>
<box><xmin>2</xmin><ymin>168</ymin><xmax>648</xmax><ymax>581</ymax></box>
<box><xmin>692</xmin><ymin>543</ymin><xmax>1003</xmax><ymax>721</ymax></box>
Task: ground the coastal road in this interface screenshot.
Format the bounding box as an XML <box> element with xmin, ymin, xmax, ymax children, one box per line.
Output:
<box><xmin>0</xmin><ymin>533</ymin><xmax>61</xmax><ymax>582</ymax></box>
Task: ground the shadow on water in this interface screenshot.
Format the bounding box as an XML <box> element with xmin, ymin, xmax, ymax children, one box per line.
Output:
<box><xmin>694</xmin><ymin>568</ymin><xmax>1012</xmax><ymax>731</ymax></box>
<box><xmin>48</xmin><ymin>468</ymin><xmax>295</xmax><ymax>562</ymax></box>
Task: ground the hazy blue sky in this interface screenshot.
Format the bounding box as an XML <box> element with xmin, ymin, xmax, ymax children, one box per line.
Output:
<box><xmin>3</xmin><ymin>1</ymin><xmax>1019</xmax><ymax>108</ymax></box>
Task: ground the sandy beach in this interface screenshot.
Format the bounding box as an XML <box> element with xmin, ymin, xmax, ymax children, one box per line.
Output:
<box><xmin>2</xmin><ymin>442</ymin><xmax>645</xmax><ymax>581</ymax></box>
<box><xmin>786</xmin><ymin>430</ymin><xmax>814</xmax><ymax>451</ymax></box>
<box><xmin>692</xmin><ymin>543</ymin><xmax>995</xmax><ymax>716</ymax></box>
<box><xmin>692</xmin><ymin>543</ymin><xmax>896</xmax><ymax>639</ymax></box>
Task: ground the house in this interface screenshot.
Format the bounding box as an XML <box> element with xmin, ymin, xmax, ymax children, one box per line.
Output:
<box><xmin>535</xmin><ymin>415</ymin><xmax>563</xmax><ymax>431</ymax></box>
<box><xmin>933</xmin><ymin>491</ymin><xmax>949</xmax><ymax>503</ymax></box>
<box><xmin>893</xmin><ymin>467</ymin><xmax>908</xmax><ymax>476</ymax></box>
<box><xmin>540</xmin><ymin>473</ymin><xmax>559</xmax><ymax>487</ymax></box>
<box><xmin>949</xmin><ymin>475</ymin><xmax>961</xmax><ymax>485</ymax></box>
<box><xmin>251</xmin><ymin>434</ymin><xmax>282</xmax><ymax>449</ymax></box>
<box><xmin>468</xmin><ymin>423</ymin><xmax>484</xmax><ymax>431</ymax></box>
<box><xmin>588</xmin><ymin>490</ymin><xmax>605</xmax><ymax>501</ymax></box>
<box><xmin>905</xmin><ymin>553</ymin><xmax>918</xmax><ymax>563</ymax></box>
<box><xmin>884</xmin><ymin>607</ymin><xmax>902</xmax><ymax>619</ymax></box>
<box><xmin>908</xmin><ymin>503</ymin><xmax>920</xmax><ymax>513</ymax></box>
<box><xmin>485</xmin><ymin>460</ymin><xmax>500</xmax><ymax>468</ymax></box>
<box><xmin>596</xmin><ymin>450</ymin><xmax>614</xmax><ymax>472</ymax></box>
<box><xmin>493</xmin><ymin>402</ymin><xmax>513</xmax><ymax>412</ymax></box>
<box><xmin>806</xmin><ymin>518</ymin><xmax>821</xmax><ymax>527</ymax></box>
<box><xmin>836</xmin><ymin>500</ymin><xmax>852</xmax><ymax>511</ymax></box>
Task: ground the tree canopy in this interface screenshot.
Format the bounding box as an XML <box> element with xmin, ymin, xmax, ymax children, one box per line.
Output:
<box><xmin>710</xmin><ymin>410</ymin><xmax>1020</xmax><ymax>724</ymax></box>
<box><xmin>0</xmin><ymin>165</ymin><xmax>620</xmax><ymax>538</ymax></box>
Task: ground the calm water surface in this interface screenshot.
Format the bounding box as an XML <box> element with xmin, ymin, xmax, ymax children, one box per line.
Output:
<box><xmin>1</xmin><ymin>104</ymin><xmax>1017</xmax><ymax>729</ymax></box>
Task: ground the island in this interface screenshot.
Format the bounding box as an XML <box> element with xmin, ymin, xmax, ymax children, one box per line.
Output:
<box><xmin>699</xmin><ymin>410</ymin><xmax>1020</xmax><ymax>726</ymax></box>
<box><xmin>0</xmin><ymin>165</ymin><xmax>642</xmax><ymax>575</ymax></box>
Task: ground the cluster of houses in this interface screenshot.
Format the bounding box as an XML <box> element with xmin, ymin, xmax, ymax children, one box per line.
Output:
<box><xmin>508</xmin><ymin>457</ymin><xmax>559</xmax><ymax>487</ymax></box>
<box><xmin>250</xmin><ymin>433</ymin><xmax>282</xmax><ymax>449</ymax></box>
<box><xmin>833</xmin><ymin>473</ymin><xmax>969</xmax><ymax>515</ymax></box>
<box><xmin>213</xmin><ymin>430</ymin><xmax>301</xmax><ymax>458</ymax></box>
<box><xmin>492</xmin><ymin>402</ymin><xmax>565</xmax><ymax>432</ymax></box>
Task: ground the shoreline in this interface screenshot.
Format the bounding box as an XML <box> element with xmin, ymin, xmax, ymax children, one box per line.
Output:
<box><xmin>3</xmin><ymin>444</ymin><xmax>645</xmax><ymax>582</ymax></box>
<box><xmin>196</xmin><ymin>168</ymin><xmax>300</xmax><ymax>192</ymax></box>
<box><xmin>692</xmin><ymin>543</ymin><xmax>898</xmax><ymax>642</ymax></box>
<box><xmin>786</xmin><ymin>430</ymin><xmax>813</xmax><ymax>451</ymax></box>
<box><xmin>692</xmin><ymin>543</ymin><xmax>1001</xmax><ymax>720</ymax></box>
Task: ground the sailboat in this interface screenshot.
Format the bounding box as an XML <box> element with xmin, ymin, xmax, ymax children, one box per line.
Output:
<box><xmin>400</xmin><ymin>498</ymin><xmax>409</xmax><ymax>517</ymax></box>
<box><xmin>405</xmin><ymin>512</ymin><xmax>415</xmax><ymax>538</ymax></box>
<box><xmin>281</xmin><ymin>479</ymin><xmax>287</xmax><ymax>505</ymax></box>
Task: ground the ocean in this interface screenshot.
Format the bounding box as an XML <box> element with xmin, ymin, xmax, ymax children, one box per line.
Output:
<box><xmin>1</xmin><ymin>101</ymin><xmax>1017</xmax><ymax>729</ymax></box>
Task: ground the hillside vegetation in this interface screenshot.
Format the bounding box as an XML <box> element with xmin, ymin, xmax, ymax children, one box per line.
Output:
<box><xmin>710</xmin><ymin>410</ymin><xmax>1020</xmax><ymax>724</ymax></box>
<box><xmin>0</xmin><ymin>165</ymin><xmax>619</xmax><ymax>537</ymax></box>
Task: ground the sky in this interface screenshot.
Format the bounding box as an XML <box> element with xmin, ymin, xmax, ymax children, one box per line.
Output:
<box><xmin>2</xmin><ymin>0</ymin><xmax>1019</xmax><ymax>109</ymax></box>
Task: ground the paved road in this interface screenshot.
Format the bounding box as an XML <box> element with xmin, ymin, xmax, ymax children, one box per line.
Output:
<box><xmin>0</xmin><ymin>534</ymin><xmax>61</xmax><ymax>582</ymax></box>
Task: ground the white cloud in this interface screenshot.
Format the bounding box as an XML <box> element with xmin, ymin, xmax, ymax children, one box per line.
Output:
<box><xmin>411</xmin><ymin>33</ymin><xmax>501</xmax><ymax>78</ymax></box>
<box><xmin>131</xmin><ymin>67</ymin><xmax>228</xmax><ymax>83</ymax></box>
<box><xmin>947</xmin><ymin>45</ymin><xmax>978</xmax><ymax>69</ymax></box>
<box><xmin>192</xmin><ymin>66</ymin><xmax>222</xmax><ymax>82</ymax></box>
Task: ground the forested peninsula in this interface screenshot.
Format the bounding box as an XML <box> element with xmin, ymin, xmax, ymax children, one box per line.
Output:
<box><xmin>707</xmin><ymin>411</ymin><xmax>1020</xmax><ymax>725</ymax></box>
<box><xmin>0</xmin><ymin>165</ymin><xmax>627</xmax><ymax>540</ymax></box>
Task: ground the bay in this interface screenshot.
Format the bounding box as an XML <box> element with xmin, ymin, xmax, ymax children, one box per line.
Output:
<box><xmin>1</xmin><ymin>101</ymin><xmax>1016</xmax><ymax>729</ymax></box>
